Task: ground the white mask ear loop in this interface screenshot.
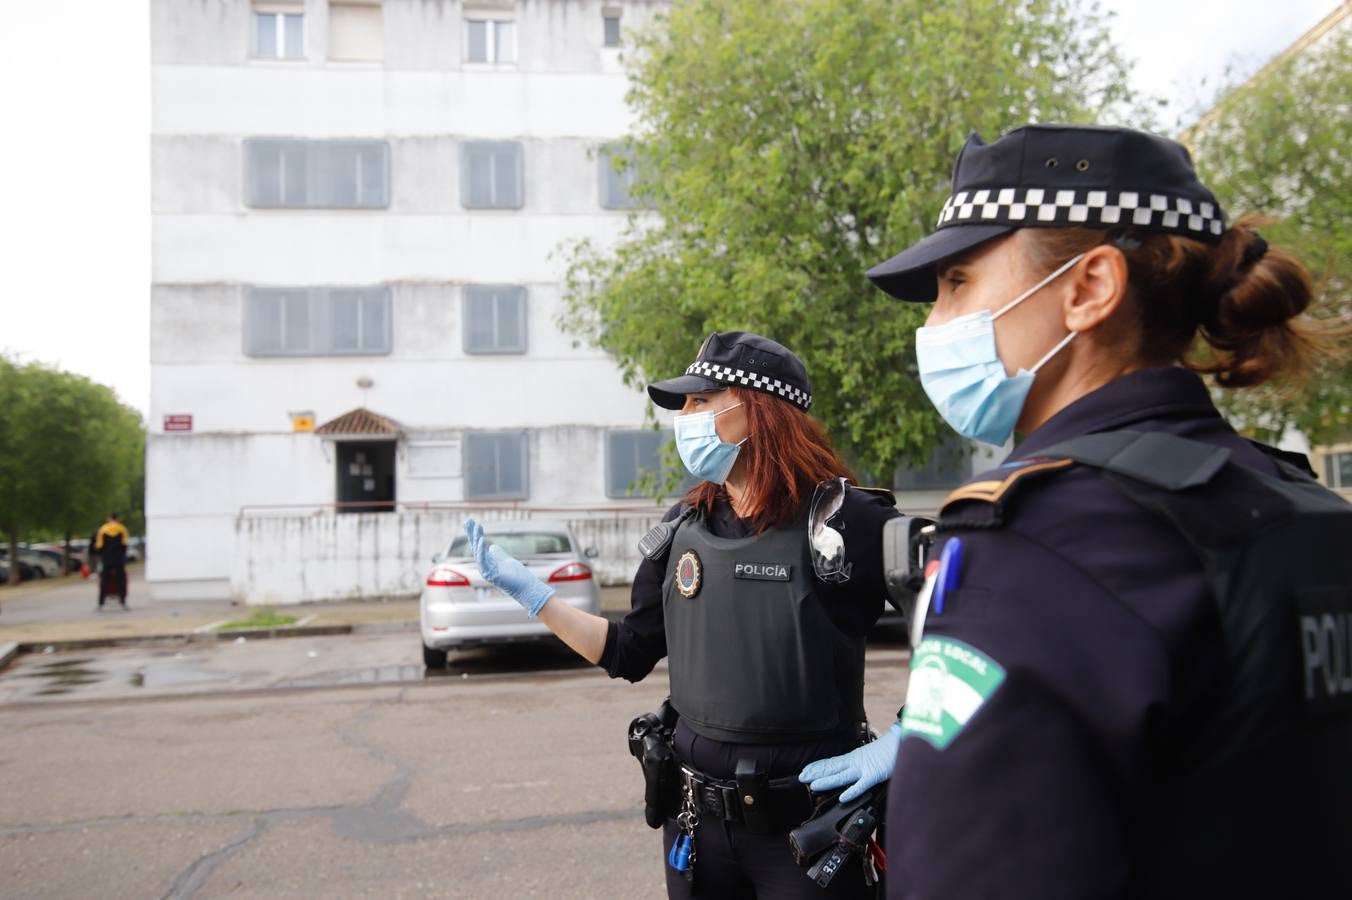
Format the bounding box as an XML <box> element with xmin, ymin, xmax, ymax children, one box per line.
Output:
<box><xmin>729</xmin><ymin>403</ymin><xmax>749</xmax><ymax>447</ymax></box>
<box><xmin>1029</xmin><ymin>329</ymin><xmax>1077</xmax><ymax>374</ymax></box>
<box><xmin>714</xmin><ymin>401</ymin><xmax>748</xmax><ymax>447</ymax></box>
<box><xmin>991</xmin><ymin>253</ymin><xmax>1086</xmax><ymax>322</ymax></box>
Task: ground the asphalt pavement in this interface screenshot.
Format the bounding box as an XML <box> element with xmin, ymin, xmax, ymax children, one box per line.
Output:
<box><xmin>0</xmin><ymin>628</ymin><xmax>912</xmax><ymax>898</ymax></box>
<box><xmin>0</xmin><ymin>567</ymin><xmax>912</xmax><ymax>898</ymax></box>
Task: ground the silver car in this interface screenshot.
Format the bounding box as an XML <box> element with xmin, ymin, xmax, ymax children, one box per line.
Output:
<box><xmin>420</xmin><ymin>519</ymin><xmax>602</xmax><ymax>667</ymax></box>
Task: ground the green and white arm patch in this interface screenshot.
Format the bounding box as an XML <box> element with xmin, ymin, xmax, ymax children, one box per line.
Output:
<box><xmin>899</xmin><ymin>637</ymin><xmax>1006</xmax><ymax>750</ymax></box>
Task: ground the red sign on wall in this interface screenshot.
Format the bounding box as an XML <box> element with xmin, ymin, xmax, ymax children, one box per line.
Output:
<box><xmin>164</xmin><ymin>414</ymin><xmax>193</xmax><ymax>432</ymax></box>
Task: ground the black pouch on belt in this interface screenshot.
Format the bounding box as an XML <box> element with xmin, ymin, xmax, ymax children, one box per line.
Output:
<box><xmin>735</xmin><ymin>759</ymin><xmax>773</xmax><ymax>834</ymax></box>
<box><xmin>788</xmin><ymin>785</ymin><xmax>885</xmax><ymax>866</ymax></box>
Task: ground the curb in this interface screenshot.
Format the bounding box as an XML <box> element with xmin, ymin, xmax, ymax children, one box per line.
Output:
<box><xmin>2</xmin><ymin>610</ymin><xmax>628</xmax><ymax>661</ymax></box>
<box><xmin>8</xmin><ymin>623</ymin><xmax>356</xmax><ymax>656</ymax></box>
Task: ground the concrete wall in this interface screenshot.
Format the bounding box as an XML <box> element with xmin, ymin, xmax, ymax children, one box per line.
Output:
<box><xmin>151</xmin><ymin>213</ymin><xmax>626</xmax><ymax>284</ymax></box>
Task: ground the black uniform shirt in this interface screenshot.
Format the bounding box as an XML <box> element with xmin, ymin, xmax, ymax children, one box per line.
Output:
<box><xmin>885</xmin><ymin>366</ymin><xmax>1287</xmax><ymax>899</ymax></box>
<box><xmin>599</xmin><ymin>487</ymin><xmax>901</xmax><ymax>777</ymax></box>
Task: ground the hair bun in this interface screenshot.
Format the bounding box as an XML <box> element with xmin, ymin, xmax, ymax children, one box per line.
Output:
<box><xmin>1197</xmin><ymin>219</ymin><xmax>1318</xmax><ymax>387</ymax></box>
<box><xmin>1211</xmin><ymin>267</ymin><xmax>1307</xmax><ymax>334</ymax></box>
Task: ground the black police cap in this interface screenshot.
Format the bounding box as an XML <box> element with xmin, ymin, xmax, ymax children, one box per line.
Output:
<box><xmin>867</xmin><ymin>123</ymin><xmax>1228</xmax><ymax>301</ymax></box>
<box><xmin>648</xmin><ymin>331</ymin><xmax>813</xmax><ymax>412</ymax></box>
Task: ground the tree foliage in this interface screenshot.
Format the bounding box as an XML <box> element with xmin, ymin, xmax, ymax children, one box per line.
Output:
<box><xmin>1187</xmin><ymin>26</ymin><xmax>1352</xmax><ymax>445</ymax></box>
<box><xmin>562</xmin><ymin>0</ymin><xmax>1141</xmax><ymax>481</ymax></box>
<box><xmin>0</xmin><ymin>357</ymin><xmax>144</xmax><ymax>584</ymax></box>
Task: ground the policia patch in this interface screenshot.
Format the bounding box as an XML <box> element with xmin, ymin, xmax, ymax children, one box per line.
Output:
<box><xmin>1299</xmin><ymin>588</ymin><xmax>1352</xmax><ymax>715</ymax></box>
<box><xmin>675</xmin><ymin>550</ymin><xmax>702</xmax><ymax>598</ymax></box>
<box><xmin>734</xmin><ymin>562</ymin><xmax>791</xmax><ymax>581</ymax></box>
<box><xmin>899</xmin><ymin>637</ymin><xmax>1006</xmax><ymax>750</ymax></box>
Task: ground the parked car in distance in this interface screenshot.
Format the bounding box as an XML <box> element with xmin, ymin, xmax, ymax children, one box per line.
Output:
<box><xmin>24</xmin><ymin>546</ymin><xmax>82</xmax><ymax>575</ymax></box>
<box><xmin>0</xmin><ymin>548</ymin><xmax>58</xmax><ymax>579</ymax></box>
<box><xmin>0</xmin><ymin>560</ymin><xmax>38</xmax><ymax>583</ymax></box>
<box><xmin>420</xmin><ymin>520</ymin><xmax>602</xmax><ymax>668</ymax></box>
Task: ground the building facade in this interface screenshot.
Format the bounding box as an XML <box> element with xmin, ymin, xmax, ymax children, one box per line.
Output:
<box><xmin>148</xmin><ymin>0</ymin><xmax>994</xmax><ymax>605</ymax></box>
<box><xmin>148</xmin><ymin>0</ymin><xmax>685</xmax><ymax>602</ymax></box>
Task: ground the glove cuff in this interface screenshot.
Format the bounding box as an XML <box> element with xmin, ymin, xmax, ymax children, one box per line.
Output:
<box><xmin>523</xmin><ymin>583</ymin><xmax>556</xmax><ymax>618</ymax></box>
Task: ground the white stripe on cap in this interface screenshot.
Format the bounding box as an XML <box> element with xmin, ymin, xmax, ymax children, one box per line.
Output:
<box><xmin>685</xmin><ymin>360</ymin><xmax>813</xmax><ymax>411</ymax></box>
<box><xmin>937</xmin><ymin>188</ymin><xmax>1224</xmax><ymax>237</ymax></box>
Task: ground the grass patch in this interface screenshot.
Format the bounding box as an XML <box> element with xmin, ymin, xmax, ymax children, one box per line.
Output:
<box><xmin>216</xmin><ymin>607</ymin><xmax>298</xmax><ymax>631</ymax></box>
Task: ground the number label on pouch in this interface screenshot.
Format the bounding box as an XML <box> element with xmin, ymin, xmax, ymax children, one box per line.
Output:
<box><xmin>733</xmin><ymin>562</ymin><xmax>791</xmax><ymax>581</ymax></box>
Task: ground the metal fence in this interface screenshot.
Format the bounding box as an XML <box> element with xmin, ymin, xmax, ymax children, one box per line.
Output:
<box><xmin>232</xmin><ymin>503</ymin><xmax>668</xmax><ymax>605</ymax></box>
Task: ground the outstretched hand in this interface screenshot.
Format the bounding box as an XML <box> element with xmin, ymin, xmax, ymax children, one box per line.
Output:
<box><xmin>798</xmin><ymin>723</ymin><xmax>902</xmax><ymax>802</ymax></box>
<box><xmin>465</xmin><ymin>517</ymin><xmax>555</xmax><ymax>617</ymax></box>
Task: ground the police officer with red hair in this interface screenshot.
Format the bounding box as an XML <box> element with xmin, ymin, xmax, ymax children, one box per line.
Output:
<box><xmin>468</xmin><ymin>331</ymin><xmax>903</xmax><ymax>898</ymax></box>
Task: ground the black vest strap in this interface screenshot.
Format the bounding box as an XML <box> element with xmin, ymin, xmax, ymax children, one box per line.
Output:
<box><xmin>1042</xmin><ymin>430</ymin><xmax>1230</xmax><ymax>491</ymax></box>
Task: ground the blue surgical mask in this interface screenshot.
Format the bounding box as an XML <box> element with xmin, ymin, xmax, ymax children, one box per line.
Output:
<box><xmin>674</xmin><ymin>402</ymin><xmax>746</xmax><ymax>484</ymax></box>
<box><xmin>915</xmin><ymin>253</ymin><xmax>1084</xmax><ymax>446</ymax></box>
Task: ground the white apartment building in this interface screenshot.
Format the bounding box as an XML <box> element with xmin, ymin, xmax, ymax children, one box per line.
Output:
<box><xmin>148</xmin><ymin>0</ymin><xmax>682</xmax><ymax>604</ymax></box>
<box><xmin>148</xmin><ymin>0</ymin><xmax>994</xmax><ymax>605</ymax></box>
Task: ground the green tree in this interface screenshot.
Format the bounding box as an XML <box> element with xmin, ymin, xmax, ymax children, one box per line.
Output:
<box><xmin>1187</xmin><ymin>27</ymin><xmax>1352</xmax><ymax>445</ymax></box>
<box><xmin>562</xmin><ymin>0</ymin><xmax>1142</xmax><ymax>482</ymax></box>
<box><xmin>0</xmin><ymin>358</ymin><xmax>43</xmax><ymax>585</ymax></box>
<box><xmin>0</xmin><ymin>358</ymin><xmax>145</xmax><ymax>585</ymax></box>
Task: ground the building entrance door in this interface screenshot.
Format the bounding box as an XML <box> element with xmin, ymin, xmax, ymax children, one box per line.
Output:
<box><xmin>336</xmin><ymin>441</ymin><xmax>396</xmax><ymax>512</ymax></box>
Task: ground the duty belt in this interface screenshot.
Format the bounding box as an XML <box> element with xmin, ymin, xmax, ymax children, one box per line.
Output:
<box><xmin>679</xmin><ymin>763</ymin><xmax>814</xmax><ymax>834</ymax></box>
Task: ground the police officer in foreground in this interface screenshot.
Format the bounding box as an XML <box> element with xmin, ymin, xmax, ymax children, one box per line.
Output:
<box><xmin>466</xmin><ymin>332</ymin><xmax>902</xmax><ymax>898</ymax></box>
<box><xmin>798</xmin><ymin>123</ymin><xmax>1352</xmax><ymax>898</ymax></box>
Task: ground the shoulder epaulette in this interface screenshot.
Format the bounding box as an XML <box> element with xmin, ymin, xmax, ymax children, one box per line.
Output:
<box><xmin>938</xmin><ymin>457</ymin><xmax>1074</xmax><ymax>529</ymax></box>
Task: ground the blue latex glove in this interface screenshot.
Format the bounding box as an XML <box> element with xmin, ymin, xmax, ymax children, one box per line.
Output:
<box><xmin>798</xmin><ymin>722</ymin><xmax>902</xmax><ymax>802</ymax></box>
<box><xmin>465</xmin><ymin>518</ymin><xmax>555</xmax><ymax>617</ymax></box>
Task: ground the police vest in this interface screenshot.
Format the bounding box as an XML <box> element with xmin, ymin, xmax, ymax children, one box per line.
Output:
<box><xmin>661</xmin><ymin>510</ymin><xmax>866</xmax><ymax>743</ymax></box>
<box><xmin>945</xmin><ymin>430</ymin><xmax>1352</xmax><ymax>896</ymax></box>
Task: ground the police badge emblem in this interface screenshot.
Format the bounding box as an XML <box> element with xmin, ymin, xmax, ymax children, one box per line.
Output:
<box><xmin>675</xmin><ymin>550</ymin><xmax>702</xmax><ymax>598</ymax></box>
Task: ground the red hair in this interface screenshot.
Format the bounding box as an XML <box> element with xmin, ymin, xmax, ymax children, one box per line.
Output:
<box><xmin>683</xmin><ymin>387</ymin><xmax>855</xmax><ymax>532</ymax></box>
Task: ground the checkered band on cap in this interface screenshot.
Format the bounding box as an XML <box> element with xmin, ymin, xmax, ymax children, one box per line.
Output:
<box><xmin>686</xmin><ymin>360</ymin><xmax>813</xmax><ymax>411</ymax></box>
<box><xmin>936</xmin><ymin>188</ymin><xmax>1225</xmax><ymax>237</ymax></box>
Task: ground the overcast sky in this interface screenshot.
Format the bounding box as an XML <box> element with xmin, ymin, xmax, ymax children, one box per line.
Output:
<box><xmin>1</xmin><ymin>0</ymin><xmax>1340</xmax><ymax>418</ymax></box>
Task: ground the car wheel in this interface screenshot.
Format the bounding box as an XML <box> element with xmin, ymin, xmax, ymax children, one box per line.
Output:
<box><xmin>422</xmin><ymin>643</ymin><xmax>448</xmax><ymax>669</ymax></box>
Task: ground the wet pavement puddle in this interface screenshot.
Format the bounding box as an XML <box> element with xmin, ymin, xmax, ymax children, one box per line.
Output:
<box><xmin>6</xmin><ymin>653</ymin><xmax>235</xmax><ymax>697</ymax></box>
<box><xmin>20</xmin><ymin>659</ymin><xmax>103</xmax><ymax>695</ymax></box>
<box><xmin>0</xmin><ymin>634</ymin><xmax>608</xmax><ymax>701</ymax></box>
<box><xmin>130</xmin><ymin>663</ymin><xmax>233</xmax><ymax>689</ymax></box>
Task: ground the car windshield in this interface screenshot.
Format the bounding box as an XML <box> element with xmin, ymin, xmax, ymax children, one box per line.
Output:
<box><xmin>445</xmin><ymin>532</ymin><xmax>573</xmax><ymax>560</ymax></box>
